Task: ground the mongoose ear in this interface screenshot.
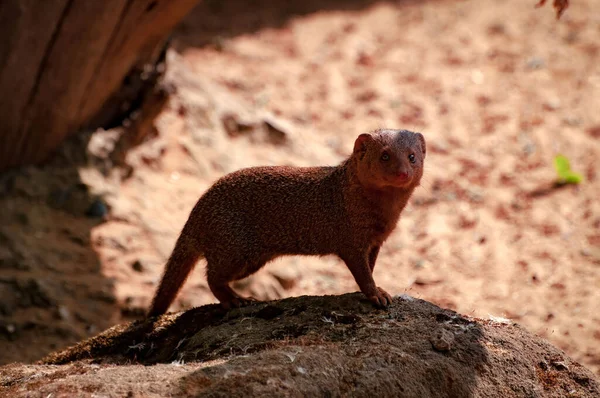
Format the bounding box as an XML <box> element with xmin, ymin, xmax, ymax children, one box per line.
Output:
<box><xmin>416</xmin><ymin>133</ymin><xmax>426</xmax><ymax>155</ymax></box>
<box><xmin>353</xmin><ymin>133</ymin><xmax>372</xmax><ymax>155</ymax></box>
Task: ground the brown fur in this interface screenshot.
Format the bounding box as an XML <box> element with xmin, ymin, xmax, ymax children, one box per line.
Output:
<box><xmin>148</xmin><ymin>129</ymin><xmax>426</xmax><ymax>316</ymax></box>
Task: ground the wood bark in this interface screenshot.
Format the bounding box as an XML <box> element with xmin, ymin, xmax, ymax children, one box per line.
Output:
<box><xmin>0</xmin><ymin>0</ymin><xmax>199</xmax><ymax>172</ymax></box>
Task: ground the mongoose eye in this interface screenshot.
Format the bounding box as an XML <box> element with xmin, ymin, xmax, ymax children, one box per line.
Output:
<box><xmin>408</xmin><ymin>154</ymin><xmax>416</xmax><ymax>164</ymax></box>
<box><xmin>380</xmin><ymin>152</ymin><xmax>390</xmax><ymax>162</ymax></box>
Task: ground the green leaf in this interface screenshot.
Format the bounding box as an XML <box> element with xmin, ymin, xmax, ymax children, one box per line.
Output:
<box><xmin>563</xmin><ymin>172</ymin><xmax>583</xmax><ymax>184</ymax></box>
<box><xmin>553</xmin><ymin>155</ymin><xmax>583</xmax><ymax>184</ymax></box>
<box><xmin>554</xmin><ymin>155</ymin><xmax>570</xmax><ymax>177</ymax></box>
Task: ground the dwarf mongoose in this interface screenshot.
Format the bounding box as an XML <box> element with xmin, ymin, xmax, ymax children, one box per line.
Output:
<box><xmin>148</xmin><ymin>129</ymin><xmax>426</xmax><ymax>316</ymax></box>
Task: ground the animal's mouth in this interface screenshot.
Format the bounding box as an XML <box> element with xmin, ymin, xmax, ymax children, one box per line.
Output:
<box><xmin>389</xmin><ymin>173</ymin><xmax>413</xmax><ymax>187</ymax></box>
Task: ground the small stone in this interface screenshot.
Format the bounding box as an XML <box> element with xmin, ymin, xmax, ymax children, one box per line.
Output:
<box><xmin>431</xmin><ymin>328</ymin><xmax>454</xmax><ymax>352</ymax></box>
<box><xmin>263</xmin><ymin>114</ymin><xmax>293</xmax><ymax>145</ymax></box>
<box><xmin>543</xmin><ymin>98</ymin><xmax>561</xmax><ymax>111</ymax></box>
<box><xmin>526</xmin><ymin>56</ymin><xmax>545</xmax><ymax>70</ymax></box>
<box><xmin>87</xmin><ymin>324</ymin><xmax>98</xmax><ymax>334</ymax></box>
<box><xmin>57</xmin><ymin>305</ymin><xmax>71</xmax><ymax>321</ymax></box>
<box><xmin>445</xmin><ymin>192</ymin><xmax>457</xmax><ymax>201</ymax></box>
<box><xmin>86</xmin><ymin>198</ymin><xmax>108</xmax><ymax>218</ymax></box>
<box><xmin>563</xmin><ymin>116</ymin><xmax>582</xmax><ymax>126</ymax></box>
<box><xmin>522</xmin><ymin>141</ymin><xmax>536</xmax><ymax>155</ymax></box>
<box><xmin>131</xmin><ymin>260</ymin><xmax>145</xmax><ymax>273</ymax></box>
<box><xmin>552</xmin><ymin>361</ymin><xmax>569</xmax><ymax>371</ymax></box>
<box><xmin>468</xmin><ymin>189</ymin><xmax>484</xmax><ymax>203</ymax></box>
<box><xmin>221</xmin><ymin>112</ymin><xmax>256</xmax><ymax>137</ymax></box>
<box><xmin>398</xmin><ymin>294</ymin><xmax>415</xmax><ymax>302</ymax></box>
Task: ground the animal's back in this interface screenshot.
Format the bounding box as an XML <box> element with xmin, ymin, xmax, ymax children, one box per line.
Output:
<box><xmin>189</xmin><ymin>165</ymin><xmax>347</xmax><ymax>256</ymax></box>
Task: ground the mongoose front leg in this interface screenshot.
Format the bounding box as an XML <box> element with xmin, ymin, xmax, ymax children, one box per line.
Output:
<box><xmin>342</xmin><ymin>251</ymin><xmax>392</xmax><ymax>308</ymax></box>
<box><xmin>368</xmin><ymin>246</ymin><xmax>381</xmax><ymax>274</ymax></box>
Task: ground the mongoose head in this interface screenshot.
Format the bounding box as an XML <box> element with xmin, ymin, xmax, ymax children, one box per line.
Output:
<box><xmin>353</xmin><ymin>129</ymin><xmax>426</xmax><ymax>189</ymax></box>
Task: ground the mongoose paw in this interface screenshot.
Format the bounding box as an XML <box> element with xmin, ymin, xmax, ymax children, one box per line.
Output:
<box><xmin>367</xmin><ymin>287</ymin><xmax>393</xmax><ymax>308</ymax></box>
<box><xmin>221</xmin><ymin>296</ymin><xmax>258</xmax><ymax>310</ymax></box>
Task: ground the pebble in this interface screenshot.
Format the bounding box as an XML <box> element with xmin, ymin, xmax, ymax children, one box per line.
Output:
<box><xmin>57</xmin><ymin>305</ymin><xmax>71</xmax><ymax>321</ymax></box>
<box><xmin>414</xmin><ymin>259</ymin><xmax>427</xmax><ymax>269</ymax></box>
<box><xmin>552</xmin><ymin>361</ymin><xmax>569</xmax><ymax>371</ymax></box>
<box><xmin>263</xmin><ymin>114</ymin><xmax>293</xmax><ymax>145</ymax></box>
<box><xmin>86</xmin><ymin>198</ymin><xmax>108</xmax><ymax>218</ymax></box>
<box><xmin>132</xmin><ymin>260</ymin><xmax>145</xmax><ymax>273</ymax></box>
<box><xmin>526</xmin><ymin>56</ymin><xmax>545</xmax><ymax>70</ymax></box>
<box><xmin>430</xmin><ymin>328</ymin><xmax>454</xmax><ymax>352</ymax></box>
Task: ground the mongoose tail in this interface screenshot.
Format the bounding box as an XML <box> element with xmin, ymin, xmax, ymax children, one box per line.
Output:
<box><xmin>148</xmin><ymin>234</ymin><xmax>202</xmax><ymax>317</ymax></box>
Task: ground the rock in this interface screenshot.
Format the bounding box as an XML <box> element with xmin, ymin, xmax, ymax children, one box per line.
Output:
<box><xmin>563</xmin><ymin>116</ymin><xmax>582</xmax><ymax>127</ymax></box>
<box><xmin>57</xmin><ymin>305</ymin><xmax>71</xmax><ymax>321</ymax></box>
<box><xmin>526</xmin><ymin>56</ymin><xmax>545</xmax><ymax>70</ymax></box>
<box><xmin>86</xmin><ymin>129</ymin><xmax>120</xmax><ymax>160</ymax></box>
<box><xmin>263</xmin><ymin>113</ymin><xmax>293</xmax><ymax>145</ymax></box>
<box><xmin>552</xmin><ymin>361</ymin><xmax>570</xmax><ymax>371</ymax></box>
<box><xmin>2</xmin><ymin>294</ymin><xmax>594</xmax><ymax>398</ymax></box>
<box><xmin>430</xmin><ymin>328</ymin><xmax>454</xmax><ymax>352</ymax></box>
<box><xmin>131</xmin><ymin>260</ymin><xmax>145</xmax><ymax>273</ymax></box>
<box><xmin>86</xmin><ymin>198</ymin><xmax>108</xmax><ymax>218</ymax></box>
<box><xmin>221</xmin><ymin>112</ymin><xmax>256</xmax><ymax>137</ymax></box>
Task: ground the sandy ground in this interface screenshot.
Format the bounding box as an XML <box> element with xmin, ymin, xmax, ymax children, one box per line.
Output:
<box><xmin>1</xmin><ymin>0</ymin><xmax>599</xmax><ymax>376</ymax></box>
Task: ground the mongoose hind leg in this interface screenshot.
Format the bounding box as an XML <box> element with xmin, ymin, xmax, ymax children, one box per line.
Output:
<box><xmin>206</xmin><ymin>257</ymin><xmax>265</xmax><ymax>310</ymax></box>
<box><xmin>211</xmin><ymin>283</ymin><xmax>256</xmax><ymax>310</ymax></box>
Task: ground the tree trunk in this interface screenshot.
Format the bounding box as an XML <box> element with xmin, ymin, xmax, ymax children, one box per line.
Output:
<box><xmin>0</xmin><ymin>0</ymin><xmax>200</xmax><ymax>172</ymax></box>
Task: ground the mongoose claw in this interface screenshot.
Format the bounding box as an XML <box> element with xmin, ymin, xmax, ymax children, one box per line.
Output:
<box><xmin>367</xmin><ymin>287</ymin><xmax>393</xmax><ymax>308</ymax></box>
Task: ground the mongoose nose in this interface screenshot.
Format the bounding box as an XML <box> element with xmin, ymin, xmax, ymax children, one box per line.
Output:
<box><xmin>396</xmin><ymin>172</ymin><xmax>410</xmax><ymax>182</ymax></box>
